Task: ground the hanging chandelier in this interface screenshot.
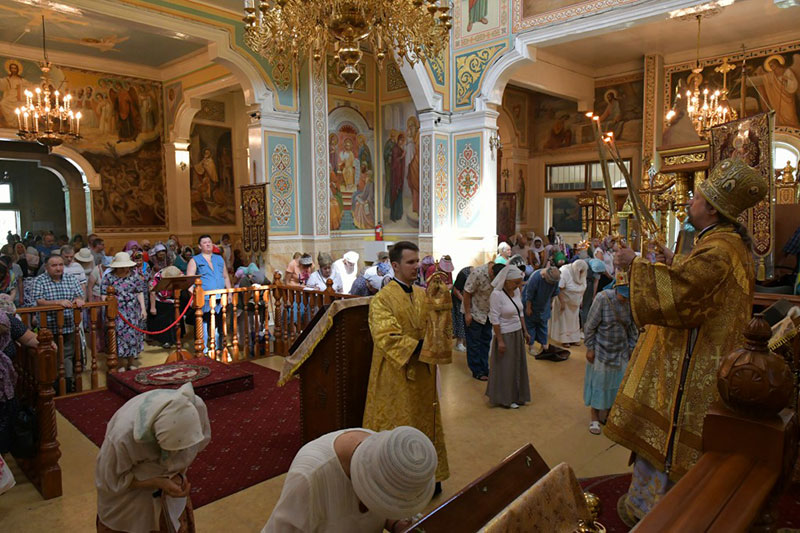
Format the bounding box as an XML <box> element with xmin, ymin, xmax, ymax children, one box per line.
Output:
<box><xmin>665</xmin><ymin>13</ymin><xmax>736</xmax><ymax>138</ymax></box>
<box><xmin>243</xmin><ymin>0</ymin><xmax>452</xmax><ymax>93</ymax></box>
<box><xmin>15</xmin><ymin>16</ymin><xmax>81</xmax><ymax>148</ymax></box>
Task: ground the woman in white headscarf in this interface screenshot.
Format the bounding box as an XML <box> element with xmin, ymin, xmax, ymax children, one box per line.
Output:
<box><xmin>549</xmin><ymin>259</ymin><xmax>588</xmax><ymax>347</ymax></box>
<box><xmin>95</xmin><ymin>383</ymin><xmax>211</xmax><ymax>533</ymax></box>
<box><xmin>486</xmin><ymin>264</ymin><xmax>531</xmax><ymax>409</ymax></box>
<box><xmin>332</xmin><ymin>251</ymin><xmax>359</xmax><ymax>294</ymax></box>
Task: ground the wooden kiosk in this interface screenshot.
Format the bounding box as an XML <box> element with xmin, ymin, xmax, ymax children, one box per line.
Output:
<box><xmin>278</xmin><ymin>297</ymin><xmax>374</xmax><ymax>444</ymax></box>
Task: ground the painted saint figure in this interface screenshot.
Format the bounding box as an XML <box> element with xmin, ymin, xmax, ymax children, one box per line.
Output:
<box><xmin>390</xmin><ymin>133</ymin><xmax>407</xmax><ymax>222</ymax></box>
<box><xmin>466</xmin><ymin>0</ymin><xmax>489</xmax><ymax>33</ymax></box>
<box><xmin>748</xmin><ymin>55</ymin><xmax>800</xmax><ymax>129</ymax></box>
<box><xmin>0</xmin><ymin>60</ymin><xmax>24</xmax><ymax>126</ymax></box>
<box><xmin>340</xmin><ymin>138</ymin><xmax>357</xmax><ymax>190</ymax></box>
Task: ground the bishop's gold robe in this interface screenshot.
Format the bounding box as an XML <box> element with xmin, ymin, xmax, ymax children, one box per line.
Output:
<box><xmin>362</xmin><ymin>280</ymin><xmax>450</xmax><ymax>481</ymax></box>
<box><xmin>604</xmin><ymin>224</ymin><xmax>754</xmax><ymax>481</ymax></box>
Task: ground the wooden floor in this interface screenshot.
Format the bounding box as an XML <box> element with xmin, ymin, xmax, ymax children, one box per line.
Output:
<box><xmin>1</xmin><ymin>342</ymin><xmax>630</xmax><ymax>532</ymax></box>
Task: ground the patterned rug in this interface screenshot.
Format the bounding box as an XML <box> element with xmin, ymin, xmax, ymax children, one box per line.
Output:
<box><xmin>56</xmin><ymin>362</ymin><xmax>301</xmax><ymax>508</ymax></box>
<box><xmin>579</xmin><ymin>473</ymin><xmax>800</xmax><ymax>532</ymax></box>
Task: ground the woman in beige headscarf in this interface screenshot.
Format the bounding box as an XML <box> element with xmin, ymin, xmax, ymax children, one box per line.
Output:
<box><xmin>95</xmin><ymin>383</ymin><xmax>211</xmax><ymax>533</ymax></box>
<box><xmin>549</xmin><ymin>259</ymin><xmax>588</xmax><ymax>347</ymax></box>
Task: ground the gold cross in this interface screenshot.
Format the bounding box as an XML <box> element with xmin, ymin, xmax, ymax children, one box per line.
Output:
<box><xmin>715</xmin><ymin>58</ymin><xmax>736</xmax><ymax>91</ymax></box>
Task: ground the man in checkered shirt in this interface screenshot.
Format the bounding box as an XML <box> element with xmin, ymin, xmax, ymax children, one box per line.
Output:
<box><xmin>32</xmin><ymin>254</ymin><xmax>85</xmax><ymax>391</ymax></box>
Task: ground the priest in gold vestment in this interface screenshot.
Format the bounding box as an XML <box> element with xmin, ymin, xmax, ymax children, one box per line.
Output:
<box><xmin>363</xmin><ymin>241</ymin><xmax>450</xmax><ymax>486</ymax></box>
<box><xmin>605</xmin><ymin>159</ymin><xmax>768</xmax><ymax>525</ymax></box>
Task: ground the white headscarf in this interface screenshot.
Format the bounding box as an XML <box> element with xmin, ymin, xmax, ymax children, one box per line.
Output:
<box><xmin>491</xmin><ymin>264</ymin><xmax>524</xmax><ymax>290</ymax></box>
<box><xmin>351</xmin><ymin>426</ymin><xmax>437</xmax><ymax>520</ymax></box>
<box><xmin>133</xmin><ymin>383</ymin><xmax>207</xmax><ymax>452</ymax></box>
<box><xmin>560</xmin><ymin>259</ymin><xmax>588</xmax><ymax>293</ymax></box>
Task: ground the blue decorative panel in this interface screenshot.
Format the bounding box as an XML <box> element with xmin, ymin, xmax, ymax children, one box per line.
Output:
<box><xmin>453</xmin><ymin>134</ymin><xmax>482</xmax><ymax>229</ymax></box>
<box><xmin>267</xmin><ymin>132</ymin><xmax>297</xmax><ymax>233</ymax></box>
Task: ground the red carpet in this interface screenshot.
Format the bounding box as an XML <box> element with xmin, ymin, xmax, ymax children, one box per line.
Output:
<box><xmin>579</xmin><ymin>473</ymin><xmax>800</xmax><ymax>532</ymax></box>
<box><xmin>56</xmin><ymin>362</ymin><xmax>301</xmax><ymax>508</ymax></box>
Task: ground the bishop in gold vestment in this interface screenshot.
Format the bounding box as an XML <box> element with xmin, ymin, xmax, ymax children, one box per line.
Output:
<box><xmin>363</xmin><ymin>279</ymin><xmax>450</xmax><ymax>482</ymax></box>
<box><xmin>605</xmin><ymin>158</ymin><xmax>768</xmax><ymax>522</ymax></box>
<box><xmin>604</xmin><ymin>224</ymin><xmax>754</xmax><ymax>478</ymax></box>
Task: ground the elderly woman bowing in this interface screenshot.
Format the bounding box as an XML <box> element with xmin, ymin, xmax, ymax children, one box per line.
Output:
<box><xmin>550</xmin><ymin>259</ymin><xmax>588</xmax><ymax>347</ymax></box>
<box><xmin>95</xmin><ymin>383</ymin><xmax>211</xmax><ymax>533</ymax></box>
<box><xmin>486</xmin><ymin>264</ymin><xmax>531</xmax><ymax>409</ymax></box>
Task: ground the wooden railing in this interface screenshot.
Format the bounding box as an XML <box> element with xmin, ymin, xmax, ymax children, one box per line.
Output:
<box><xmin>16</xmin><ymin>287</ymin><xmax>119</xmax><ymax>395</ymax></box>
<box><xmin>12</xmin><ymin>328</ymin><xmax>62</xmax><ymax>500</ymax></box>
<box><xmin>190</xmin><ymin>271</ymin><xmax>358</xmax><ymax>360</ymax></box>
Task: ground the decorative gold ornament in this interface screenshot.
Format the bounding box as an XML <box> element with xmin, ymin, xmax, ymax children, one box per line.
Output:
<box><xmin>663</xmin><ymin>152</ymin><xmax>707</xmax><ymax>166</ymax></box>
<box><xmin>574</xmin><ymin>492</ymin><xmax>606</xmax><ymax>533</ymax></box>
<box><xmin>243</xmin><ymin>0</ymin><xmax>451</xmax><ymax>93</ymax></box>
<box><xmin>14</xmin><ymin>16</ymin><xmax>82</xmax><ymax>148</ymax></box>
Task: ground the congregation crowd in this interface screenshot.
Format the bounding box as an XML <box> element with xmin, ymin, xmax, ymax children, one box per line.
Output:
<box><xmin>283</xmin><ymin>227</ymin><xmax>636</xmax><ymax>435</ymax></box>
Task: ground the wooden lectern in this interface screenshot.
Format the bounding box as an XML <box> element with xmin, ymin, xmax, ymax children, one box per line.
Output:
<box><xmin>278</xmin><ymin>298</ymin><xmax>373</xmax><ymax>444</ymax></box>
<box><xmin>152</xmin><ymin>274</ymin><xmax>199</xmax><ymax>363</ymax></box>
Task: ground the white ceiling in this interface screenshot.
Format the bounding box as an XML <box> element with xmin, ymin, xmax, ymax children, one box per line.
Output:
<box><xmin>536</xmin><ymin>0</ymin><xmax>800</xmax><ymax>73</ymax></box>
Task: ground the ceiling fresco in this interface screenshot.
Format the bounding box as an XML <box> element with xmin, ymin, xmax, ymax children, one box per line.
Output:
<box><xmin>0</xmin><ymin>1</ymin><xmax>207</xmax><ymax>68</ymax></box>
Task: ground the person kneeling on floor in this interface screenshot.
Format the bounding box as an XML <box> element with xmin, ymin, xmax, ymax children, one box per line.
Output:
<box><xmin>262</xmin><ymin>426</ymin><xmax>437</xmax><ymax>533</ymax></box>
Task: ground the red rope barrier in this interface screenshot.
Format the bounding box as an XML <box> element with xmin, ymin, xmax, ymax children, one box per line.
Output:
<box><xmin>116</xmin><ymin>297</ymin><xmax>195</xmax><ymax>335</ymax></box>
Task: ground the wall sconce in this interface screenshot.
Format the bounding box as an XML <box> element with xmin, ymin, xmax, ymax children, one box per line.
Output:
<box><xmin>489</xmin><ymin>131</ymin><xmax>502</xmax><ymax>159</ymax></box>
<box><xmin>174</xmin><ymin>141</ymin><xmax>190</xmax><ymax>172</ymax></box>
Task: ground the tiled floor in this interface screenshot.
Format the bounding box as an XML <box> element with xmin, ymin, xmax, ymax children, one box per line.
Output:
<box><xmin>1</xmin><ymin>342</ymin><xmax>630</xmax><ymax>532</ymax></box>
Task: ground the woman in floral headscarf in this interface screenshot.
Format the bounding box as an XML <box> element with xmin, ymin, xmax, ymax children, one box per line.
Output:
<box><xmin>417</xmin><ymin>255</ymin><xmax>435</xmax><ymax>288</ymax></box>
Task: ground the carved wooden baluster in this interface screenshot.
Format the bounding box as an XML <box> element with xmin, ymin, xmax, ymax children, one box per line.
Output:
<box><xmin>35</xmin><ymin>328</ymin><xmax>62</xmax><ymax>499</ymax></box>
<box><xmin>209</xmin><ymin>295</ymin><xmax>217</xmax><ymax>361</ymax></box>
<box><xmin>20</xmin><ymin>312</ymin><xmax>30</xmax><ymax>329</ymax></box>
<box><xmin>89</xmin><ymin>307</ymin><xmax>98</xmax><ymax>389</ymax></box>
<box><xmin>55</xmin><ymin>311</ymin><xmax>65</xmax><ymax>395</ymax></box>
<box><xmin>105</xmin><ymin>286</ymin><xmax>118</xmax><ymax>375</ymax></box>
<box><xmin>324</xmin><ymin>277</ymin><xmax>335</xmax><ymax>306</ymax></box>
<box><xmin>220</xmin><ymin>292</ymin><xmax>230</xmax><ymax>363</ymax></box>
<box><xmin>261</xmin><ymin>287</ymin><xmax>275</xmax><ymax>355</ymax></box>
<box><xmin>231</xmin><ymin>292</ymin><xmax>241</xmax><ymax>361</ymax></box>
<box><xmin>193</xmin><ymin>279</ymin><xmax>204</xmax><ymax>358</ymax></box>
<box><xmin>242</xmin><ymin>291</ymin><xmax>251</xmax><ymax>359</ymax></box>
<box><xmin>173</xmin><ymin>289</ymin><xmax>182</xmax><ymax>353</ymax></box>
<box><xmin>271</xmin><ymin>274</ymin><xmax>283</xmax><ymax>356</ymax></box>
<box><xmin>72</xmin><ymin>308</ymin><xmax>82</xmax><ymax>393</ymax></box>
<box><xmin>253</xmin><ymin>289</ymin><xmax>263</xmax><ymax>358</ymax></box>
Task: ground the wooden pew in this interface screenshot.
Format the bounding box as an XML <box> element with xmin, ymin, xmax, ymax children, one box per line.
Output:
<box><xmin>401</xmin><ymin>444</ymin><xmax>551</xmax><ymax>533</ymax></box>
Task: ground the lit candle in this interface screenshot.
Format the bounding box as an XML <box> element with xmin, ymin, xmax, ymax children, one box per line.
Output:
<box><xmin>35</xmin><ymin>87</ymin><xmax>41</xmax><ymax>107</ymax></box>
<box><xmin>244</xmin><ymin>0</ymin><xmax>254</xmax><ymax>8</ymax></box>
<box><xmin>15</xmin><ymin>108</ymin><xmax>21</xmax><ymax>130</ymax></box>
<box><xmin>22</xmin><ymin>112</ymin><xmax>28</xmax><ymax>131</ymax></box>
<box><xmin>54</xmin><ymin>90</ymin><xmax>59</xmax><ymax>110</ymax></box>
<box><xmin>76</xmin><ymin>112</ymin><xmax>81</xmax><ymax>135</ymax></box>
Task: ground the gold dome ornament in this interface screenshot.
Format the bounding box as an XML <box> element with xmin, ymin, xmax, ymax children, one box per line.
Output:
<box><xmin>696</xmin><ymin>158</ymin><xmax>768</xmax><ymax>220</ymax></box>
<box><xmin>574</xmin><ymin>492</ymin><xmax>606</xmax><ymax>533</ymax></box>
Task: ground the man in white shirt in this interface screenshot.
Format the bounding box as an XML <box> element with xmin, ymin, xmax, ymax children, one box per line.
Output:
<box><xmin>61</xmin><ymin>245</ymin><xmax>87</xmax><ymax>285</ymax></box>
<box><xmin>332</xmin><ymin>251</ymin><xmax>359</xmax><ymax>293</ymax></box>
<box><xmin>306</xmin><ymin>252</ymin><xmax>344</xmax><ymax>293</ymax></box>
<box><xmin>262</xmin><ymin>426</ymin><xmax>436</xmax><ymax>533</ymax></box>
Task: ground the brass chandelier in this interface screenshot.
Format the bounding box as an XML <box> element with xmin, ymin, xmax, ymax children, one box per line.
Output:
<box><xmin>15</xmin><ymin>16</ymin><xmax>81</xmax><ymax>148</ymax></box>
<box><xmin>665</xmin><ymin>12</ymin><xmax>736</xmax><ymax>138</ymax></box>
<box><xmin>243</xmin><ymin>0</ymin><xmax>452</xmax><ymax>93</ymax></box>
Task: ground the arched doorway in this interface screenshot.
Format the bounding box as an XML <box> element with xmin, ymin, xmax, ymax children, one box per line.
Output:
<box><xmin>0</xmin><ymin>140</ymin><xmax>90</xmax><ymax>239</ymax></box>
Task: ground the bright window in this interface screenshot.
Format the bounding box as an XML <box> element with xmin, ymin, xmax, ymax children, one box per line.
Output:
<box><xmin>0</xmin><ymin>210</ymin><xmax>19</xmax><ymax>238</ymax></box>
<box><xmin>774</xmin><ymin>142</ymin><xmax>799</xmax><ymax>173</ymax></box>
<box><xmin>0</xmin><ymin>184</ymin><xmax>11</xmax><ymax>204</ymax></box>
